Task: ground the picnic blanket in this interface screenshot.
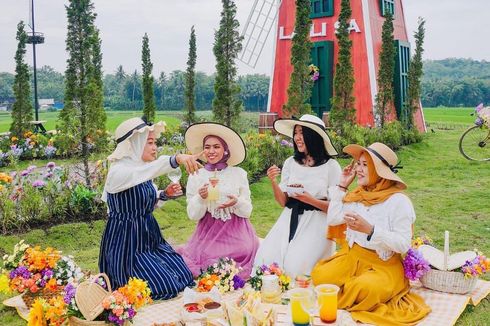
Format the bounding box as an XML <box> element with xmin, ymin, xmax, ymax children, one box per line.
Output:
<box><xmin>4</xmin><ymin>280</ymin><xmax>489</xmax><ymax>325</ymax></box>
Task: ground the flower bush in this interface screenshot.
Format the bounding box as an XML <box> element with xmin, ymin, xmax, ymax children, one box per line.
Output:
<box><xmin>309</xmin><ymin>64</ymin><xmax>320</xmax><ymax>81</ymax></box>
<box><xmin>248</xmin><ymin>262</ymin><xmax>291</xmax><ymax>292</ymax></box>
<box><xmin>0</xmin><ymin>161</ymin><xmax>107</xmax><ymax>234</ymax></box>
<box><xmin>196</xmin><ymin>257</ymin><xmax>245</xmax><ymax>293</ymax></box>
<box><xmin>1</xmin><ymin>241</ymin><xmax>83</xmax><ymax>297</ymax></box>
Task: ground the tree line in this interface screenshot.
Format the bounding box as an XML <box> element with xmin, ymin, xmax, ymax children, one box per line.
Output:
<box><xmin>0</xmin><ymin>66</ymin><xmax>269</xmax><ymax>112</ymax></box>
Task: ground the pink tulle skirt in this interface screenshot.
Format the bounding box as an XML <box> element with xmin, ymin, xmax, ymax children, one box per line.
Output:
<box><xmin>177</xmin><ymin>212</ymin><xmax>259</xmax><ymax>280</ymax></box>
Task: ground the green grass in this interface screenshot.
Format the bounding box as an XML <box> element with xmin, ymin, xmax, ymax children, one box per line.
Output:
<box><xmin>1</xmin><ymin>110</ymin><xmax>489</xmax><ymax>325</ymax></box>
<box><xmin>423</xmin><ymin>107</ymin><xmax>476</xmax><ymax>127</ymax></box>
<box><xmin>0</xmin><ymin>111</ymin><xmax>182</xmax><ymax>134</ymax></box>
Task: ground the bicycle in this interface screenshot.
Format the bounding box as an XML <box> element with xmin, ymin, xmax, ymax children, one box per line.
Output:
<box><xmin>458</xmin><ymin>103</ymin><xmax>490</xmax><ymax>161</ymax></box>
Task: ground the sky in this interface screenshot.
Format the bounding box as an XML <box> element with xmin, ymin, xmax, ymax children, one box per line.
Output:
<box><xmin>0</xmin><ymin>0</ymin><xmax>489</xmax><ymax>76</ymax></box>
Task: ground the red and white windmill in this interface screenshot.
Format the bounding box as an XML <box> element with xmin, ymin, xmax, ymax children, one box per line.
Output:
<box><xmin>240</xmin><ymin>0</ymin><xmax>425</xmax><ymax>131</ymax></box>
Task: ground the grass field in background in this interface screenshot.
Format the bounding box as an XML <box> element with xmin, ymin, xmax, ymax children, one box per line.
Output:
<box><xmin>0</xmin><ymin>108</ymin><xmax>489</xmax><ymax>325</ymax></box>
<box><xmin>0</xmin><ymin>111</ymin><xmax>182</xmax><ymax>133</ymax></box>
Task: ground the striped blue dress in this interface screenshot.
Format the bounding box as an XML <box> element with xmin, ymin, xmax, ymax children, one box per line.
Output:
<box><xmin>99</xmin><ymin>180</ymin><xmax>194</xmax><ymax>300</ymax></box>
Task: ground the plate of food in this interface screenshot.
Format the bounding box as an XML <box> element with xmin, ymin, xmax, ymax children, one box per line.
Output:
<box><xmin>286</xmin><ymin>184</ymin><xmax>304</xmax><ymax>196</ymax></box>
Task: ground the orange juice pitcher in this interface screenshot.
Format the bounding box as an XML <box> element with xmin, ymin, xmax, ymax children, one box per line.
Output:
<box><xmin>315</xmin><ymin>284</ymin><xmax>339</xmax><ymax>323</ymax></box>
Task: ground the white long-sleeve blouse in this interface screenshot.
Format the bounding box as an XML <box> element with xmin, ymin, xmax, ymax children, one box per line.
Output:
<box><xmin>186</xmin><ymin>166</ymin><xmax>252</xmax><ymax>221</ymax></box>
<box><xmin>327</xmin><ymin>186</ymin><xmax>415</xmax><ymax>260</ymax></box>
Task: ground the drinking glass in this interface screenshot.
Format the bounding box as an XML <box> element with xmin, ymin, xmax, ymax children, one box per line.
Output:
<box><xmin>167</xmin><ymin>168</ymin><xmax>183</xmax><ymax>196</ymax></box>
<box><xmin>315</xmin><ymin>284</ymin><xmax>339</xmax><ymax>323</ymax></box>
<box><xmin>289</xmin><ymin>288</ymin><xmax>315</xmax><ymax>326</ymax></box>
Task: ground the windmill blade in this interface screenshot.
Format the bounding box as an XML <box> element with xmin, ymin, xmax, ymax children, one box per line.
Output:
<box><xmin>239</xmin><ymin>0</ymin><xmax>282</xmax><ymax>68</ymax></box>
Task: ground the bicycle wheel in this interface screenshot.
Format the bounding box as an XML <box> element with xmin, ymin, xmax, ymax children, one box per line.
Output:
<box><xmin>459</xmin><ymin>125</ymin><xmax>490</xmax><ymax>161</ymax></box>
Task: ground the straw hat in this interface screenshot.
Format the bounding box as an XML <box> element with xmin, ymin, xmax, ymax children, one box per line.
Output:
<box><xmin>185</xmin><ymin>122</ymin><xmax>246</xmax><ymax>166</ymax></box>
<box><xmin>343</xmin><ymin>142</ymin><xmax>406</xmax><ymax>189</ymax></box>
<box><xmin>273</xmin><ymin>114</ymin><xmax>338</xmax><ymax>156</ymax></box>
<box><xmin>108</xmin><ymin>117</ymin><xmax>166</xmax><ymax>161</ymax></box>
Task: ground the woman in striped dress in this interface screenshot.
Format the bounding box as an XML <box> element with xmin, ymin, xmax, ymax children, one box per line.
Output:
<box><xmin>99</xmin><ymin>117</ymin><xmax>201</xmax><ymax>300</ymax></box>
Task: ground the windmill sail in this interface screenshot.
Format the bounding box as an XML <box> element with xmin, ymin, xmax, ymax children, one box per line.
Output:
<box><xmin>239</xmin><ymin>0</ymin><xmax>282</xmax><ymax>68</ymax></box>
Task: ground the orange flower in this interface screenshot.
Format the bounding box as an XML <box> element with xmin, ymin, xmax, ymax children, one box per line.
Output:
<box><xmin>45</xmin><ymin>279</ymin><xmax>58</xmax><ymax>292</ymax></box>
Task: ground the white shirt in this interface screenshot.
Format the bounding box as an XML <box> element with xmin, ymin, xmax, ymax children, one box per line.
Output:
<box><xmin>327</xmin><ymin>186</ymin><xmax>415</xmax><ymax>260</ymax></box>
<box><xmin>186</xmin><ymin>167</ymin><xmax>252</xmax><ymax>221</ymax></box>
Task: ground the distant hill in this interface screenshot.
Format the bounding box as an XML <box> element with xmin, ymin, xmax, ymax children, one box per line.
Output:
<box><xmin>423</xmin><ymin>58</ymin><xmax>490</xmax><ymax>81</ymax></box>
<box><xmin>421</xmin><ymin>59</ymin><xmax>490</xmax><ymax>107</ymax></box>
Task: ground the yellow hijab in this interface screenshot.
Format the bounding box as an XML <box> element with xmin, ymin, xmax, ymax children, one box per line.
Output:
<box><xmin>327</xmin><ymin>153</ymin><xmax>403</xmax><ymax>243</ymax></box>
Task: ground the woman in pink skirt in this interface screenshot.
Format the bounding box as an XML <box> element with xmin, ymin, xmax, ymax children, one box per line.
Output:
<box><xmin>177</xmin><ymin>122</ymin><xmax>259</xmax><ymax>279</ymax></box>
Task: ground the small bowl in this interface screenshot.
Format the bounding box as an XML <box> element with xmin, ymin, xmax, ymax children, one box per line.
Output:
<box><xmin>203</xmin><ymin>301</ymin><xmax>221</xmax><ymax>310</ymax></box>
<box><xmin>286</xmin><ymin>185</ymin><xmax>304</xmax><ymax>195</ymax></box>
<box><xmin>184</xmin><ymin>302</ymin><xmax>203</xmax><ymax>313</ymax></box>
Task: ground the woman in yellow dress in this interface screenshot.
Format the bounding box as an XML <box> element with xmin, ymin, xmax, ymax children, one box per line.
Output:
<box><xmin>311</xmin><ymin>142</ymin><xmax>431</xmax><ymax>325</ymax></box>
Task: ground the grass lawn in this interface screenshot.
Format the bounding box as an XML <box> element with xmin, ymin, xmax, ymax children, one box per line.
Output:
<box><xmin>0</xmin><ymin>110</ymin><xmax>489</xmax><ymax>325</ymax></box>
<box><xmin>0</xmin><ymin>111</ymin><xmax>182</xmax><ymax>133</ymax></box>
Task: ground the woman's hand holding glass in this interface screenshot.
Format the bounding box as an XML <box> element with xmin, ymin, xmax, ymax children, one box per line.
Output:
<box><xmin>167</xmin><ymin>168</ymin><xmax>183</xmax><ymax>197</ymax></box>
<box><xmin>198</xmin><ymin>183</ymin><xmax>209</xmax><ymax>199</ymax></box>
<box><xmin>344</xmin><ymin>211</ymin><xmax>373</xmax><ymax>234</ymax></box>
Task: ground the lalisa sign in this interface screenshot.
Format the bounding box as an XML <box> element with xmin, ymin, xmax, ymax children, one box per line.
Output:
<box><xmin>279</xmin><ymin>19</ymin><xmax>361</xmax><ymax>40</ymax></box>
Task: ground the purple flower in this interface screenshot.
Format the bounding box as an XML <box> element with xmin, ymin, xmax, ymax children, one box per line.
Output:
<box><xmin>41</xmin><ymin>269</ymin><xmax>53</xmax><ymax>279</ymax></box>
<box><xmin>44</xmin><ymin>145</ymin><xmax>57</xmax><ymax>158</ymax></box>
<box><xmin>64</xmin><ymin>283</ymin><xmax>77</xmax><ymax>304</ymax></box>
<box><xmin>21</xmin><ymin>170</ymin><xmax>30</xmax><ymax>177</ymax></box>
<box><xmin>32</xmin><ymin>180</ymin><xmax>46</xmax><ymax>188</ymax></box>
<box><xmin>46</xmin><ymin>162</ymin><xmax>56</xmax><ymax>169</ymax></box>
<box><xmin>39</xmin><ymin>279</ymin><xmax>47</xmax><ymax>288</ymax></box>
<box><xmin>27</xmin><ymin>165</ymin><xmax>37</xmax><ymax>172</ymax></box>
<box><xmin>403</xmin><ymin>248</ymin><xmax>430</xmax><ymax>281</ymax></box>
<box><xmin>233</xmin><ymin>275</ymin><xmax>245</xmax><ymax>290</ymax></box>
<box><xmin>108</xmin><ymin>314</ymin><xmax>125</xmax><ymax>325</ymax></box>
<box><xmin>127</xmin><ymin>308</ymin><xmax>136</xmax><ymax>318</ymax></box>
<box><xmin>44</xmin><ymin>172</ymin><xmax>54</xmax><ymax>179</ymax></box>
<box><xmin>10</xmin><ymin>266</ymin><xmax>31</xmax><ymax>279</ymax></box>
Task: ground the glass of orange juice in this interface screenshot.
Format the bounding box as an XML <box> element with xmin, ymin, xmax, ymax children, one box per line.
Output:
<box><xmin>314</xmin><ymin>284</ymin><xmax>339</xmax><ymax>323</ymax></box>
<box><xmin>289</xmin><ymin>288</ymin><xmax>314</xmax><ymax>326</ymax></box>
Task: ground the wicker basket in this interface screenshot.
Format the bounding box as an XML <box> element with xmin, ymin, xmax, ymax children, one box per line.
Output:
<box><xmin>69</xmin><ymin>316</ymin><xmax>110</xmax><ymax>326</ymax></box>
<box><xmin>419</xmin><ymin>231</ymin><xmax>478</xmax><ymax>294</ymax></box>
<box><xmin>22</xmin><ymin>286</ymin><xmax>64</xmax><ymax>308</ymax></box>
<box><xmin>72</xmin><ymin>273</ymin><xmax>112</xmax><ymax>324</ymax></box>
<box><xmin>420</xmin><ymin>269</ymin><xmax>477</xmax><ymax>294</ymax></box>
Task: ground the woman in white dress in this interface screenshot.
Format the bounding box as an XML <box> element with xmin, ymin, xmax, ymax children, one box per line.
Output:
<box><xmin>253</xmin><ymin>114</ymin><xmax>341</xmax><ymax>278</ymax></box>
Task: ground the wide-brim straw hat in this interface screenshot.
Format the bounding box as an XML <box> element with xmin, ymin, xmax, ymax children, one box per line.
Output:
<box><xmin>185</xmin><ymin>122</ymin><xmax>246</xmax><ymax>166</ymax></box>
<box><xmin>343</xmin><ymin>142</ymin><xmax>406</xmax><ymax>189</ymax></box>
<box><xmin>108</xmin><ymin>117</ymin><xmax>166</xmax><ymax>161</ymax></box>
<box><xmin>273</xmin><ymin>114</ymin><xmax>338</xmax><ymax>156</ymax></box>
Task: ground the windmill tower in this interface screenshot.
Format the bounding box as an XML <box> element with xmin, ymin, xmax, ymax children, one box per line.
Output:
<box><xmin>240</xmin><ymin>0</ymin><xmax>426</xmax><ymax>131</ymax></box>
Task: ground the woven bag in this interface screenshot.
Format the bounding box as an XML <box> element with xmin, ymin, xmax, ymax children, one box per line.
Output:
<box><xmin>420</xmin><ymin>231</ymin><xmax>478</xmax><ymax>294</ymax></box>
<box><xmin>68</xmin><ymin>273</ymin><xmax>112</xmax><ymax>325</ymax></box>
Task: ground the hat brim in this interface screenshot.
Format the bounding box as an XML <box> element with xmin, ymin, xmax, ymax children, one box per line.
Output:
<box><xmin>108</xmin><ymin>121</ymin><xmax>166</xmax><ymax>161</ymax></box>
<box><xmin>185</xmin><ymin>122</ymin><xmax>246</xmax><ymax>166</ymax></box>
<box><xmin>273</xmin><ymin>119</ymin><xmax>338</xmax><ymax>156</ymax></box>
<box><xmin>343</xmin><ymin>144</ymin><xmax>406</xmax><ymax>189</ymax></box>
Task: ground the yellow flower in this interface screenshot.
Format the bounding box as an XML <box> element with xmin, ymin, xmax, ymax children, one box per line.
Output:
<box><xmin>0</xmin><ymin>274</ymin><xmax>11</xmax><ymax>294</ymax></box>
<box><xmin>28</xmin><ymin>298</ymin><xmax>47</xmax><ymax>326</ymax></box>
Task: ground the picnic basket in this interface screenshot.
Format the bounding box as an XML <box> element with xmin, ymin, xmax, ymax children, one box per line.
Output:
<box><xmin>22</xmin><ymin>285</ymin><xmax>64</xmax><ymax>308</ymax></box>
<box><xmin>420</xmin><ymin>231</ymin><xmax>477</xmax><ymax>294</ymax></box>
<box><xmin>68</xmin><ymin>273</ymin><xmax>114</xmax><ymax>326</ymax></box>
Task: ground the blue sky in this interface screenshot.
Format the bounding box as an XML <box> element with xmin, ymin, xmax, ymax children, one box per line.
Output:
<box><xmin>0</xmin><ymin>0</ymin><xmax>488</xmax><ymax>75</ymax></box>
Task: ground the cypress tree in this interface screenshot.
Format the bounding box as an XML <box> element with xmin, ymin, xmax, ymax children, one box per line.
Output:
<box><xmin>375</xmin><ymin>13</ymin><xmax>396</xmax><ymax>128</ymax></box>
<box><xmin>10</xmin><ymin>21</ymin><xmax>33</xmax><ymax>138</ymax></box>
<box><xmin>329</xmin><ymin>0</ymin><xmax>356</xmax><ymax>130</ymax></box>
<box><xmin>142</xmin><ymin>33</ymin><xmax>156</xmax><ymax>122</ymax></box>
<box><xmin>158</xmin><ymin>72</ymin><xmax>167</xmax><ymax>110</ymax></box>
<box><xmin>404</xmin><ymin>17</ymin><xmax>426</xmax><ymax>129</ymax></box>
<box><xmin>284</xmin><ymin>0</ymin><xmax>313</xmax><ymax>117</ymax></box>
<box><xmin>184</xmin><ymin>26</ymin><xmax>197</xmax><ymax>125</ymax></box>
<box><xmin>212</xmin><ymin>0</ymin><xmax>243</xmax><ymax>127</ymax></box>
<box><xmin>60</xmin><ymin>0</ymin><xmax>105</xmax><ymax>187</ymax></box>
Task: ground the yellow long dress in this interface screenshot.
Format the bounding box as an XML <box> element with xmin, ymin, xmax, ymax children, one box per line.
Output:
<box><xmin>312</xmin><ymin>244</ymin><xmax>431</xmax><ymax>326</ymax></box>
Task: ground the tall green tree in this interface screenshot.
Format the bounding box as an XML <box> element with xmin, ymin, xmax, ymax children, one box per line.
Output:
<box><xmin>184</xmin><ymin>26</ymin><xmax>197</xmax><ymax>125</ymax></box>
<box><xmin>212</xmin><ymin>0</ymin><xmax>243</xmax><ymax>127</ymax></box>
<box><xmin>10</xmin><ymin>21</ymin><xmax>33</xmax><ymax>138</ymax></box>
<box><xmin>59</xmin><ymin>0</ymin><xmax>105</xmax><ymax>187</ymax></box>
<box><xmin>374</xmin><ymin>13</ymin><xmax>396</xmax><ymax>128</ymax></box>
<box><xmin>329</xmin><ymin>0</ymin><xmax>356</xmax><ymax>130</ymax></box>
<box><xmin>141</xmin><ymin>33</ymin><xmax>156</xmax><ymax>122</ymax></box>
<box><xmin>284</xmin><ymin>0</ymin><xmax>313</xmax><ymax>117</ymax></box>
<box><xmin>404</xmin><ymin>17</ymin><xmax>426</xmax><ymax>129</ymax></box>
<box><xmin>157</xmin><ymin>72</ymin><xmax>167</xmax><ymax>109</ymax></box>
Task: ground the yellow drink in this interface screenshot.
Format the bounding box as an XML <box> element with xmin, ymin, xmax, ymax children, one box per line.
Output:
<box><xmin>315</xmin><ymin>284</ymin><xmax>339</xmax><ymax>323</ymax></box>
<box><xmin>208</xmin><ymin>177</ymin><xmax>220</xmax><ymax>201</ymax></box>
<box><xmin>289</xmin><ymin>288</ymin><xmax>312</xmax><ymax>326</ymax></box>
